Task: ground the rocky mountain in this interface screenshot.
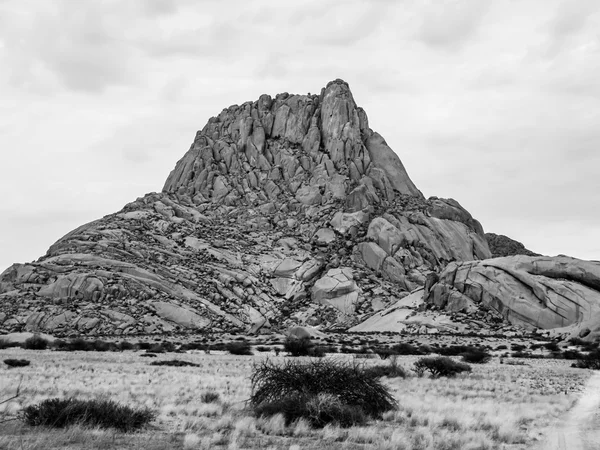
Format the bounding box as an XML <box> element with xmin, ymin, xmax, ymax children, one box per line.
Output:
<box><xmin>1</xmin><ymin>79</ymin><xmax>598</xmax><ymax>341</ymax></box>
<box><xmin>485</xmin><ymin>233</ymin><xmax>540</xmax><ymax>258</ymax></box>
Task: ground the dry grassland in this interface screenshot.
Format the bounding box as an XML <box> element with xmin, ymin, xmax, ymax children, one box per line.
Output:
<box><xmin>0</xmin><ymin>348</ymin><xmax>591</xmax><ymax>450</ymax></box>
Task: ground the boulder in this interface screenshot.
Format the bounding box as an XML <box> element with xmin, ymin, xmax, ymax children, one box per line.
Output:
<box><xmin>330</xmin><ymin>210</ymin><xmax>370</xmax><ymax>234</ymax></box>
<box><xmin>287</xmin><ymin>326</ymin><xmax>325</xmax><ymax>339</ymax></box>
<box><xmin>312</xmin><ymin>268</ymin><xmax>360</xmax><ymax>314</ymax></box>
<box><xmin>295</xmin><ymin>185</ymin><xmax>322</xmax><ymax>205</ymax></box>
<box><xmin>273</xmin><ymin>258</ymin><xmax>303</xmax><ymax>278</ymax></box>
<box><xmin>0</xmin><ymin>332</ymin><xmax>57</xmax><ymax>344</ymax></box>
<box><xmin>425</xmin><ymin>255</ymin><xmax>600</xmax><ymax>340</ymax></box>
<box><xmin>358</xmin><ymin>242</ymin><xmax>388</xmax><ymax>272</ymax></box>
<box><xmin>314</xmin><ymin>228</ymin><xmax>336</xmax><ymax>246</ymax></box>
<box><xmin>149</xmin><ymin>301</ymin><xmax>210</xmax><ymax>330</ymax></box>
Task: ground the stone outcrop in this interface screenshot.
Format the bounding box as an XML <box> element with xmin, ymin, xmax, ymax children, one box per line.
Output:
<box><xmin>425</xmin><ymin>255</ymin><xmax>600</xmax><ymax>340</ymax></box>
<box><xmin>485</xmin><ymin>233</ymin><xmax>540</xmax><ymax>258</ymax></box>
<box><xmin>0</xmin><ymin>79</ymin><xmax>504</xmax><ymax>337</ymax></box>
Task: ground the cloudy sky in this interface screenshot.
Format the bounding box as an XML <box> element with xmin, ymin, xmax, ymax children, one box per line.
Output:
<box><xmin>0</xmin><ymin>0</ymin><xmax>599</xmax><ymax>271</ymax></box>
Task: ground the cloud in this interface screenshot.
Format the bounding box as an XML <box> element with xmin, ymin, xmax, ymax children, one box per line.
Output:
<box><xmin>0</xmin><ymin>1</ymin><xmax>143</xmax><ymax>93</ymax></box>
<box><xmin>302</xmin><ymin>1</ymin><xmax>389</xmax><ymax>47</ymax></box>
<box><xmin>541</xmin><ymin>0</ymin><xmax>599</xmax><ymax>57</ymax></box>
<box><xmin>547</xmin><ymin>0</ymin><xmax>597</xmax><ymax>39</ymax></box>
<box><xmin>139</xmin><ymin>0</ymin><xmax>179</xmax><ymax>17</ymax></box>
<box><xmin>416</xmin><ymin>0</ymin><xmax>489</xmax><ymax>49</ymax></box>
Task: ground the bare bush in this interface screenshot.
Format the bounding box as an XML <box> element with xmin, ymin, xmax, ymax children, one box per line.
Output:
<box><xmin>250</xmin><ymin>358</ymin><xmax>396</xmax><ymax>427</ymax></box>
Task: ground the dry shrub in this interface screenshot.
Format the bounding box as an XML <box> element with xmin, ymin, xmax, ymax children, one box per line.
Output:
<box><xmin>364</xmin><ymin>356</ymin><xmax>407</xmax><ymax>378</ymax></box>
<box><xmin>414</xmin><ymin>357</ymin><xmax>471</xmax><ymax>377</ymax></box>
<box><xmin>4</xmin><ymin>358</ymin><xmax>30</xmax><ymax>368</ymax></box>
<box><xmin>150</xmin><ymin>360</ymin><xmax>200</xmax><ymax>367</ymax></box>
<box><xmin>0</xmin><ymin>339</ymin><xmax>20</xmax><ymax>349</ymax></box>
<box><xmin>65</xmin><ymin>338</ymin><xmax>94</xmax><ymax>351</ymax></box>
<box><xmin>572</xmin><ymin>350</ymin><xmax>600</xmax><ymax>370</ymax></box>
<box><xmin>22</xmin><ymin>398</ymin><xmax>156</xmax><ymax>431</ymax></box>
<box><xmin>250</xmin><ymin>358</ymin><xmax>396</xmax><ymax>427</ymax></box>
<box><xmin>225</xmin><ymin>341</ymin><xmax>253</xmax><ymax>356</ymax></box>
<box><xmin>23</xmin><ymin>335</ymin><xmax>49</xmax><ymax>350</ymax></box>
<box><xmin>284</xmin><ymin>337</ymin><xmax>312</xmax><ymax>357</ymax></box>
<box><xmin>461</xmin><ymin>349</ymin><xmax>492</xmax><ymax>364</ymax></box>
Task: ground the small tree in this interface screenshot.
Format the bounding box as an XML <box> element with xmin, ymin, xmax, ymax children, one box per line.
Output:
<box><xmin>414</xmin><ymin>357</ymin><xmax>471</xmax><ymax>377</ymax></box>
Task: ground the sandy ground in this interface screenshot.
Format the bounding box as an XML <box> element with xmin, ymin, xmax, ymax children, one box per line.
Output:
<box><xmin>538</xmin><ymin>372</ymin><xmax>600</xmax><ymax>450</ymax></box>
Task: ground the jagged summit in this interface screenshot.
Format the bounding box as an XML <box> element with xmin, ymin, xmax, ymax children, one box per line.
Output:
<box><xmin>163</xmin><ymin>79</ymin><xmax>422</xmax><ymax>210</ymax></box>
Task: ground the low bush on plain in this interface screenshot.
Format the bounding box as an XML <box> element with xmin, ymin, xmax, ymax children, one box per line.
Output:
<box><xmin>339</xmin><ymin>345</ymin><xmax>356</xmax><ymax>354</ymax></box>
<box><xmin>374</xmin><ymin>347</ymin><xmax>395</xmax><ymax>359</ymax></box>
<box><xmin>363</xmin><ymin>358</ymin><xmax>407</xmax><ymax>379</ymax></box>
<box><xmin>150</xmin><ymin>359</ymin><xmax>199</xmax><ymax>367</ymax></box>
<box><xmin>544</xmin><ymin>341</ymin><xmax>560</xmax><ymax>352</ymax></box>
<box><xmin>0</xmin><ymin>339</ymin><xmax>20</xmax><ymax>349</ymax></box>
<box><xmin>225</xmin><ymin>341</ymin><xmax>253</xmax><ymax>355</ymax></box>
<box><xmin>66</xmin><ymin>338</ymin><xmax>94</xmax><ymax>351</ymax></box>
<box><xmin>461</xmin><ymin>349</ymin><xmax>492</xmax><ymax>364</ymax></box>
<box><xmin>283</xmin><ymin>337</ymin><xmax>326</xmax><ymax>357</ymax></box>
<box><xmin>147</xmin><ymin>342</ymin><xmax>176</xmax><ymax>353</ymax></box>
<box><xmin>4</xmin><ymin>358</ymin><xmax>30</xmax><ymax>368</ymax></box>
<box><xmin>137</xmin><ymin>342</ymin><xmax>152</xmax><ymax>350</ymax></box>
<box><xmin>569</xmin><ymin>338</ymin><xmax>598</xmax><ymax>351</ymax></box>
<box><xmin>23</xmin><ymin>335</ymin><xmax>49</xmax><ymax>350</ymax></box>
<box><xmin>284</xmin><ymin>337</ymin><xmax>313</xmax><ymax>357</ymax></box>
<box><xmin>92</xmin><ymin>340</ymin><xmax>115</xmax><ymax>352</ymax></box>
<box><xmin>250</xmin><ymin>358</ymin><xmax>396</xmax><ymax>428</ymax></box>
<box><xmin>437</xmin><ymin>344</ymin><xmax>480</xmax><ymax>357</ymax></box>
<box><xmin>562</xmin><ymin>349</ymin><xmax>584</xmax><ymax>360</ymax></box>
<box><xmin>22</xmin><ymin>398</ymin><xmax>156</xmax><ymax>431</ymax></box>
<box><xmin>572</xmin><ymin>350</ymin><xmax>600</xmax><ymax>370</ymax></box>
<box><xmin>511</xmin><ymin>351</ymin><xmax>544</xmax><ymax>359</ymax></box>
<box><xmin>179</xmin><ymin>341</ymin><xmax>207</xmax><ymax>351</ymax></box>
<box><xmin>118</xmin><ymin>340</ymin><xmax>135</xmax><ymax>351</ymax></box>
<box><xmin>414</xmin><ymin>357</ymin><xmax>471</xmax><ymax>378</ymax></box>
<box><xmin>50</xmin><ymin>339</ymin><xmax>67</xmax><ymax>350</ymax></box>
<box><xmin>391</xmin><ymin>342</ymin><xmax>429</xmax><ymax>356</ymax></box>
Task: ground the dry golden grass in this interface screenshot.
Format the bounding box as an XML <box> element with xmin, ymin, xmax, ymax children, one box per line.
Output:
<box><xmin>0</xmin><ymin>348</ymin><xmax>591</xmax><ymax>449</ymax></box>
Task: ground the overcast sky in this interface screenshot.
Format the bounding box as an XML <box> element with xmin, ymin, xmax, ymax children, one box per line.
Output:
<box><xmin>1</xmin><ymin>0</ymin><xmax>599</xmax><ymax>271</ymax></box>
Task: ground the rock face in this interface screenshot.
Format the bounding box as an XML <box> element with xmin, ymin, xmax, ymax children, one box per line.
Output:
<box><xmin>485</xmin><ymin>233</ymin><xmax>540</xmax><ymax>258</ymax></box>
<box><xmin>8</xmin><ymin>78</ymin><xmax>592</xmax><ymax>339</ymax></box>
<box><xmin>425</xmin><ymin>255</ymin><xmax>600</xmax><ymax>340</ymax></box>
